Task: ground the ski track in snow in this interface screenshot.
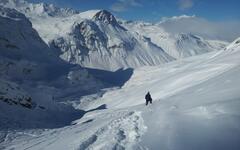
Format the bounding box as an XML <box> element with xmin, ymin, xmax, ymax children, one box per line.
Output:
<box><xmin>78</xmin><ymin>111</ymin><xmax>146</xmax><ymax>150</ymax></box>
<box><xmin>0</xmin><ymin>1</ymin><xmax>240</xmax><ymax>149</ymax></box>
<box><xmin>1</xmin><ymin>110</ymin><xmax>146</xmax><ymax>150</ymax></box>
<box><xmin>2</xmin><ymin>48</ymin><xmax>240</xmax><ymax>150</ymax></box>
<box><xmin>1</xmin><ymin>48</ymin><xmax>240</xmax><ymax>150</ymax></box>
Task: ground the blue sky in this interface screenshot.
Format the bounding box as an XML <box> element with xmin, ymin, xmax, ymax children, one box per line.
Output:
<box><xmin>30</xmin><ymin>0</ymin><xmax>240</xmax><ymax>22</ymax></box>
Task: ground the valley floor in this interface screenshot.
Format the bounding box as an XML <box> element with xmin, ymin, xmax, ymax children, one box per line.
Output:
<box><xmin>1</xmin><ymin>49</ymin><xmax>240</xmax><ymax>150</ymax></box>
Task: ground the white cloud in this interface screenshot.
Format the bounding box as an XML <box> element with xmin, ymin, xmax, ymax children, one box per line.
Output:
<box><xmin>159</xmin><ymin>15</ymin><xmax>240</xmax><ymax>42</ymax></box>
<box><xmin>160</xmin><ymin>15</ymin><xmax>196</xmax><ymax>23</ymax></box>
<box><xmin>110</xmin><ymin>0</ymin><xmax>142</xmax><ymax>12</ymax></box>
<box><xmin>178</xmin><ymin>0</ymin><xmax>194</xmax><ymax>10</ymax></box>
<box><xmin>111</xmin><ymin>2</ymin><xmax>128</xmax><ymax>12</ymax></box>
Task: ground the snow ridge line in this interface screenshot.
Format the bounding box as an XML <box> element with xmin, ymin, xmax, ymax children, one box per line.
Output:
<box><xmin>78</xmin><ymin>111</ymin><xmax>147</xmax><ymax>150</ymax></box>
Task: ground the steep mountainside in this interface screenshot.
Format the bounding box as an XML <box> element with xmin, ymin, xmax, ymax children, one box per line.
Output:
<box><xmin>2</xmin><ymin>37</ymin><xmax>239</xmax><ymax>149</ymax></box>
<box><xmin>1</xmin><ymin>0</ymin><xmax>174</xmax><ymax>71</ymax></box>
<box><xmin>225</xmin><ymin>37</ymin><xmax>240</xmax><ymax>51</ymax></box>
<box><xmin>51</xmin><ymin>10</ymin><xmax>174</xmax><ymax>71</ymax></box>
<box><xmin>0</xmin><ymin>1</ymin><xmax>239</xmax><ymax>149</ymax></box>
<box><xmin>1</xmin><ymin>0</ymin><xmax>227</xmax><ymax>71</ymax></box>
<box><xmin>121</xmin><ymin>20</ymin><xmax>228</xmax><ymax>58</ymax></box>
<box><xmin>0</xmin><ymin>6</ymin><xmax>103</xmax><ymax>129</ymax></box>
<box><xmin>0</xmin><ymin>6</ymin><xmax>64</xmax><ymax>81</ymax></box>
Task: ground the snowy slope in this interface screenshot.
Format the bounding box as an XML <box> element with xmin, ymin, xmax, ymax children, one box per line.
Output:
<box><xmin>2</xmin><ymin>38</ymin><xmax>240</xmax><ymax>150</ymax></box>
<box><xmin>0</xmin><ymin>6</ymin><xmax>66</xmax><ymax>81</ymax></box>
<box><xmin>0</xmin><ymin>79</ymin><xmax>33</xmax><ymax>109</ymax></box>
<box><xmin>121</xmin><ymin>20</ymin><xmax>228</xmax><ymax>59</ymax></box>
<box><xmin>0</xmin><ymin>6</ymin><xmax>104</xmax><ymax>129</ymax></box>
<box><xmin>225</xmin><ymin>37</ymin><xmax>240</xmax><ymax>51</ymax></box>
<box><xmin>158</xmin><ymin>15</ymin><xmax>240</xmax><ymax>42</ymax></box>
<box><xmin>0</xmin><ymin>5</ymin><xmax>102</xmax><ymax>90</ymax></box>
<box><xmin>0</xmin><ymin>1</ymin><xmax>239</xmax><ymax>149</ymax></box>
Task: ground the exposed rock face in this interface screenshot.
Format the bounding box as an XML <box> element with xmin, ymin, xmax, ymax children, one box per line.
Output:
<box><xmin>93</xmin><ymin>10</ymin><xmax>117</xmax><ymax>25</ymax></box>
<box><xmin>0</xmin><ymin>80</ymin><xmax>34</xmax><ymax>109</ymax></box>
<box><xmin>74</xmin><ymin>20</ymin><xmax>108</xmax><ymax>52</ymax></box>
<box><xmin>49</xmin><ymin>9</ymin><xmax>173</xmax><ymax>71</ymax></box>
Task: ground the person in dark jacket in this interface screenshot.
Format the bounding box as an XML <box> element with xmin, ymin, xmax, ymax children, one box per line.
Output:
<box><xmin>145</xmin><ymin>92</ymin><xmax>152</xmax><ymax>105</ymax></box>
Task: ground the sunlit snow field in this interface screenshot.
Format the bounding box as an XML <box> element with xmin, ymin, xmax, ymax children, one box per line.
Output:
<box><xmin>2</xmin><ymin>45</ymin><xmax>240</xmax><ymax>150</ymax></box>
<box><xmin>0</xmin><ymin>1</ymin><xmax>240</xmax><ymax>149</ymax></box>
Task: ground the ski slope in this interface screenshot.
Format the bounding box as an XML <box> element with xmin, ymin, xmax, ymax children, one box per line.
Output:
<box><xmin>1</xmin><ymin>40</ymin><xmax>240</xmax><ymax>150</ymax></box>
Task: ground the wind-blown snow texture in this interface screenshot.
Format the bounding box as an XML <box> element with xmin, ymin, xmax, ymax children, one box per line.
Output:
<box><xmin>0</xmin><ymin>0</ymin><xmax>239</xmax><ymax>150</ymax></box>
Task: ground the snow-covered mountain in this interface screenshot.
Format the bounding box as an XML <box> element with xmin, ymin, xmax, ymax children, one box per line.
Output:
<box><xmin>0</xmin><ymin>6</ymin><xmax>64</xmax><ymax>81</ymax></box>
<box><xmin>0</xmin><ymin>0</ymin><xmax>175</xmax><ymax>71</ymax></box>
<box><xmin>0</xmin><ymin>6</ymin><xmax>103</xmax><ymax>129</ymax></box>
<box><xmin>225</xmin><ymin>37</ymin><xmax>240</xmax><ymax>51</ymax></box>
<box><xmin>2</xmin><ymin>36</ymin><xmax>239</xmax><ymax>149</ymax></box>
<box><xmin>0</xmin><ymin>0</ymin><xmax>240</xmax><ymax>149</ymax></box>
<box><xmin>0</xmin><ymin>0</ymin><xmax>79</xmax><ymax>17</ymax></box>
<box><xmin>158</xmin><ymin>15</ymin><xmax>240</xmax><ymax>42</ymax></box>
<box><xmin>1</xmin><ymin>0</ymin><xmax>225</xmax><ymax>71</ymax></box>
<box><xmin>0</xmin><ymin>0</ymin><xmax>231</xmax><ymax>129</ymax></box>
<box><xmin>51</xmin><ymin>10</ymin><xmax>174</xmax><ymax>71</ymax></box>
<box><xmin>1</xmin><ymin>0</ymin><xmax>229</xmax><ymax>71</ymax></box>
<box><xmin>121</xmin><ymin>20</ymin><xmax>228</xmax><ymax>58</ymax></box>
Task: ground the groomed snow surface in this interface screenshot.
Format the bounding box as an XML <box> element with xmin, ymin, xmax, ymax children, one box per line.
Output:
<box><xmin>1</xmin><ymin>44</ymin><xmax>240</xmax><ymax>150</ymax></box>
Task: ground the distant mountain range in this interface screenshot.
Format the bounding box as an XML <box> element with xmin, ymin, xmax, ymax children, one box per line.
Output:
<box><xmin>0</xmin><ymin>0</ymin><xmax>228</xmax><ymax>71</ymax></box>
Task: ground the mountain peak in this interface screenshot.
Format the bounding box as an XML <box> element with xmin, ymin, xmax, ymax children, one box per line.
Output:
<box><xmin>92</xmin><ymin>10</ymin><xmax>117</xmax><ymax>25</ymax></box>
<box><xmin>0</xmin><ymin>0</ymin><xmax>79</xmax><ymax>17</ymax></box>
<box><xmin>225</xmin><ymin>37</ymin><xmax>240</xmax><ymax>51</ymax></box>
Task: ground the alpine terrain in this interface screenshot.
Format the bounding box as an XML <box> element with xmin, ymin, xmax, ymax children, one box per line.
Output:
<box><xmin>0</xmin><ymin>0</ymin><xmax>239</xmax><ymax>150</ymax></box>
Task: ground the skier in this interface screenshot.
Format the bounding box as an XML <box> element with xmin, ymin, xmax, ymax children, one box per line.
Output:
<box><xmin>145</xmin><ymin>92</ymin><xmax>152</xmax><ymax>105</ymax></box>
